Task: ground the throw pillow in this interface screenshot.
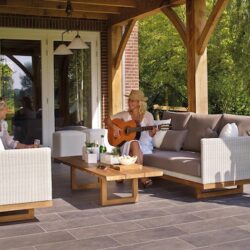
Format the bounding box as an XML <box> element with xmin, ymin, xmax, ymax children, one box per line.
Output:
<box><xmin>219</xmin><ymin>114</ymin><xmax>250</xmax><ymax>136</ymax></box>
<box><xmin>182</xmin><ymin>114</ymin><xmax>221</xmax><ymax>152</ymax></box>
<box><xmin>162</xmin><ymin>111</ymin><xmax>192</xmax><ymax>130</ymax></box>
<box><xmin>219</xmin><ymin>123</ymin><xmax>239</xmax><ymax>138</ymax></box>
<box><xmin>152</xmin><ymin>130</ymin><xmax>168</xmax><ymax>148</ymax></box>
<box><xmin>0</xmin><ymin>138</ymin><xmax>5</xmax><ymax>151</ymax></box>
<box><xmin>160</xmin><ymin>130</ymin><xmax>188</xmax><ymax>151</ymax></box>
<box><xmin>154</xmin><ymin>119</ymin><xmax>171</xmax><ymax>126</ymax></box>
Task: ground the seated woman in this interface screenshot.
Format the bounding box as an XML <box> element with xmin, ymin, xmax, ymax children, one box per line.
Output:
<box><xmin>0</xmin><ymin>98</ymin><xmax>37</xmax><ymax>149</ymax></box>
<box><xmin>105</xmin><ymin>89</ymin><xmax>156</xmax><ymax>187</ymax></box>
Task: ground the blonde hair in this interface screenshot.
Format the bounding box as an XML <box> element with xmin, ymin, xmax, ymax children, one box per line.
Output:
<box><xmin>139</xmin><ymin>100</ymin><xmax>147</xmax><ymax>115</ymax></box>
<box><xmin>0</xmin><ymin>100</ymin><xmax>6</xmax><ymax>111</ymax></box>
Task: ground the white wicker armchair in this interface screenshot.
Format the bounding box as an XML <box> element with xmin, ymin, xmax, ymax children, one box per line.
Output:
<box><xmin>0</xmin><ymin>147</ymin><xmax>52</xmax><ymax>222</ymax></box>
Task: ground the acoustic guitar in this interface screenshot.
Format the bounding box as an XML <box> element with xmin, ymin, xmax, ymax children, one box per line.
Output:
<box><xmin>108</xmin><ymin>118</ymin><xmax>170</xmax><ymax>147</ymax></box>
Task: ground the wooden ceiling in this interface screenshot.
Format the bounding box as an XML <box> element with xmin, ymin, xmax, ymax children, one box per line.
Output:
<box><xmin>0</xmin><ymin>0</ymin><xmax>186</xmax><ymax>26</ymax></box>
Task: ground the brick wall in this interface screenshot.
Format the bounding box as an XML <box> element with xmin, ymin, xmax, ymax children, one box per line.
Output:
<box><xmin>124</xmin><ymin>23</ymin><xmax>139</xmax><ymax>110</ymax></box>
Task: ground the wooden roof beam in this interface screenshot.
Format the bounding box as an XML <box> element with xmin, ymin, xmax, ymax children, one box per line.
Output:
<box><xmin>162</xmin><ymin>7</ymin><xmax>187</xmax><ymax>47</ymax></box>
<box><xmin>0</xmin><ymin>6</ymin><xmax>108</xmax><ymax>19</ymax></box>
<box><xmin>44</xmin><ymin>0</ymin><xmax>137</xmax><ymax>8</ymax></box>
<box><xmin>114</xmin><ymin>19</ymin><xmax>136</xmax><ymax>69</ymax></box>
<box><xmin>197</xmin><ymin>0</ymin><xmax>229</xmax><ymax>55</ymax></box>
<box><xmin>110</xmin><ymin>0</ymin><xmax>185</xmax><ymax>27</ymax></box>
<box><xmin>0</xmin><ymin>0</ymin><xmax>121</xmax><ymax>14</ymax></box>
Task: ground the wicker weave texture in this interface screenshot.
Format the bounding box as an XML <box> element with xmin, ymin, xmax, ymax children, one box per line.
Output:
<box><xmin>201</xmin><ymin>137</ymin><xmax>250</xmax><ymax>184</ymax></box>
<box><xmin>0</xmin><ymin>148</ymin><xmax>52</xmax><ymax>205</ymax></box>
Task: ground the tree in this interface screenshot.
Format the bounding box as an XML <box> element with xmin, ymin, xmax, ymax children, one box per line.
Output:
<box><xmin>139</xmin><ymin>0</ymin><xmax>250</xmax><ymax>115</ymax></box>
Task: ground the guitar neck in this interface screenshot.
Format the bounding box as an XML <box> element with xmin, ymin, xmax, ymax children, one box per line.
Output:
<box><xmin>127</xmin><ymin>125</ymin><xmax>157</xmax><ymax>133</ymax></box>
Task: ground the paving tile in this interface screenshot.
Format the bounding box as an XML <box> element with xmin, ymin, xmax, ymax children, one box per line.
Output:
<box><xmin>192</xmin><ymin>206</ymin><xmax>250</xmax><ymax>220</ymax></box>
<box><xmin>36</xmin><ymin>204</ymin><xmax>78</xmax><ymax>214</ymax></box>
<box><xmin>110</xmin><ymin>226</ymin><xmax>184</xmax><ymax>245</ymax></box>
<box><xmin>9</xmin><ymin>247</ymin><xmax>35</xmax><ymax>250</ymax></box>
<box><xmin>35</xmin><ymin>213</ymin><xmax>62</xmax><ymax>223</ymax></box>
<box><xmin>105</xmin><ymin>238</ymin><xmax>194</xmax><ymax>250</ymax></box>
<box><xmin>235</xmin><ymin>212</ymin><xmax>250</xmax><ymax>223</ymax></box>
<box><xmin>180</xmin><ymin>227</ymin><xmax>250</xmax><ymax>248</ymax></box>
<box><xmin>69</xmin><ymin>221</ymin><xmax>143</xmax><ymax>240</ymax></box>
<box><xmin>0</xmin><ymin>231</ymin><xmax>74</xmax><ymax>250</ymax></box>
<box><xmin>175</xmin><ymin>217</ymin><xmax>247</xmax><ymax>234</ymax></box>
<box><xmin>197</xmin><ymin>238</ymin><xmax>250</xmax><ymax>250</ymax></box>
<box><xmin>104</xmin><ymin>209</ymin><xmax>168</xmax><ymax>223</ymax></box>
<box><xmin>163</xmin><ymin>202</ymin><xmax>223</xmax><ymax>215</ymax></box>
<box><xmin>58</xmin><ymin>209</ymin><xmax>102</xmax><ymax>220</ymax></box>
<box><xmin>116</xmin><ymin>200</ymin><xmax>173</xmax><ymax>212</ymax></box>
<box><xmin>0</xmin><ymin>224</ymin><xmax>44</xmax><ymax>239</ymax></box>
<box><xmin>39</xmin><ymin>215</ymin><xmax>111</xmax><ymax>231</ymax></box>
<box><xmin>35</xmin><ymin>236</ymin><xmax>119</xmax><ymax>250</ymax></box>
<box><xmin>136</xmin><ymin>213</ymin><xmax>202</xmax><ymax>229</ymax></box>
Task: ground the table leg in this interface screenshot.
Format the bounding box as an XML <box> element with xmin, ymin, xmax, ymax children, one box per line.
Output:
<box><xmin>70</xmin><ymin>167</ymin><xmax>98</xmax><ymax>190</ymax></box>
<box><xmin>100</xmin><ymin>178</ymin><xmax>139</xmax><ymax>206</ymax></box>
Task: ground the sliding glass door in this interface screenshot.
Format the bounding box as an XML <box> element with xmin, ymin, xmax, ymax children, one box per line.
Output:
<box><xmin>0</xmin><ymin>39</ymin><xmax>42</xmax><ymax>144</ymax></box>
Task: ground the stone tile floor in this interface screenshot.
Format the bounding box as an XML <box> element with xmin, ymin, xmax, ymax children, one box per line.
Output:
<box><xmin>1</xmin><ymin>163</ymin><xmax>250</xmax><ymax>250</ymax></box>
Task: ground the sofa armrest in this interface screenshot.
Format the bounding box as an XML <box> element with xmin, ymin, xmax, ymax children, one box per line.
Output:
<box><xmin>201</xmin><ymin>137</ymin><xmax>250</xmax><ymax>184</ymax></box>
<box><xmin>0</xmin><ymin>148</ymin><xmax>52</xmax><ymax>205</ymax></box>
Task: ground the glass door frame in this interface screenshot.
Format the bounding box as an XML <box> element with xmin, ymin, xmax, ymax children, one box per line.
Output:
<box><xmin>0</xmin><ymin>28</ymin><xmax>101</xmax><ymax>146</ymax></box>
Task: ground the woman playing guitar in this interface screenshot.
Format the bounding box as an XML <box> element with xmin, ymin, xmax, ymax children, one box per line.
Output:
<box><xmin>104</xmin><ymin>89</ymin><xmax>156</xmax><ymax>187</ymax></box>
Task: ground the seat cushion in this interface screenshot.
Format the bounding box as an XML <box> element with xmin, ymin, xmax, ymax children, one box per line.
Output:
<box><xmin>162</xmin><ymin>111</ymin><xmax>192</xmax><ymax>130</ymax></box>
<box><xmin>218</xmin><ymin>114</ymin><xmax>250</xmax><ymax>136</ymax></box>
<box><xmin>143</xmin><ymin>149</ymin><xmax>201</xmax><ymax>177</ymax></box>
<box><xmin>183</xmin><ymin>114</ymin><xmax>221</xmax><ymax>152</ymax></box>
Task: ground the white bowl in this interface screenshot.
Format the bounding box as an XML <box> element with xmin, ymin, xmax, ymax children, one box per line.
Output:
<box><xmin>118</xmin><ymin>155</ymin><xmax>137</xmax><ymax>165</ymax></box>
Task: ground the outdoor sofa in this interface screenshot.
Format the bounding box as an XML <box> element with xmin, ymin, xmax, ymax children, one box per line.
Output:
<box><xmin>144</xmin><ymin>111</ymin><xmax>250</xmax><ymax>198</ymax></box>
<box><xmin>0</xmin><ymin>147</ymin><xmax>52</xmax><ymax>222</ymax></box>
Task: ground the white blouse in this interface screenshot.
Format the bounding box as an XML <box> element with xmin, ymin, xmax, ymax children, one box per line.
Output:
<box><xmin>0</xmin><ymin>120</ymin><xmax>18</xmax><ymax>149</ymax></box>
<box><xmin>112</xmin><ymin>111</ymin><xmax>154</xmax><ymax>155</ymax></box>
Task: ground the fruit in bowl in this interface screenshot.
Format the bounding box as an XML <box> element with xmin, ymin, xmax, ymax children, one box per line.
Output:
<box><xmin>118</xmin><ymin>155</ymin><xmax>137</xmax><ymax>165</ymax></box>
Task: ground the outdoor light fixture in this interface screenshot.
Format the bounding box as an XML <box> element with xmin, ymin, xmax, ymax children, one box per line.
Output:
<box><xmin>54</xmin><ymin>0</ymin><xmax>88</xmax><ymax>55</ymax></box>
<box><xmin>54</xmin><ymin>31</ymin><xmax>73</xmax><ymax>55</ymax></box>
<box><xmin>67</xmin><ymin>31</ymin><xmax>89</xmax><ymax>50</ymax></box>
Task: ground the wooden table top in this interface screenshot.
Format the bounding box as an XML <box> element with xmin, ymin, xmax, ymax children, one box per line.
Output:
<box><xmin>54</xmin><ymin>155</ymin><xmax>163</xmax><ymax>181</ymax></box>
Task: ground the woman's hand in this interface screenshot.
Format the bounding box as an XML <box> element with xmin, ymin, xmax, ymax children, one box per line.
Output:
<box><xmin>113</xmin><ymin>125</ymin><xmax>121</xmax><ymax>138</ymax></box>
<box><xmin>149</xmin><ymin>127</ymin><xmax>157</xmax><ymax>137</ymax></box>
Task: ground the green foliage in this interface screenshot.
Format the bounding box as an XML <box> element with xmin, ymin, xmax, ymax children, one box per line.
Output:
<box><xmin>139</xmin><ymin>13</ymin><xmax>187</xmax><ymax>113</ymax></box>
<box><xmin>139</xmin><ymin>0</ymin><xmax>250</xmax><ymax>115</ymax></box>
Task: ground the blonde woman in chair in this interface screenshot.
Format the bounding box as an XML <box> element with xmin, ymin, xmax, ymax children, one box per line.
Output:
<box><xmin>105</xmin><ymin>90</ymin><xmax>156</xmax><ymax>188</ymax></box>
<box><xmin>0</xmin><ymin>98</ymin><xmax>38</xmax><ymax>149</ymax></box>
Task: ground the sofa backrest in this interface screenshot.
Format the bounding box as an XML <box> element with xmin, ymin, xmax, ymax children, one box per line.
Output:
<box><xmin>182</xmin><ymin>114</ymin><xmax>221</xmax><ymax>152</ymax></box>
<box><xmin>162</xmin><ymin>111</ymin><xmax>192</xmax><ymax>130</ymax></box>
<box><xmin>161</xmin><ymin>111</ymin><xmax>250</xmax><ymax>152</ymax></box>
<box><xmin>218</xmin><ymin>114</ymin><xmax>250</xmax><ymax>136</ymax></box>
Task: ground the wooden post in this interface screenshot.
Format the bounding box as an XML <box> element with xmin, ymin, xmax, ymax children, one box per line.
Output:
<box><xmin>108</xmin><ymin>25</ymin><xmax>123</xmax><ymax>115</ymax></box>
<box><xmin>186</xmin><ymin>0</ymin><xmax>208</xmax><ymax>113</ymax></box>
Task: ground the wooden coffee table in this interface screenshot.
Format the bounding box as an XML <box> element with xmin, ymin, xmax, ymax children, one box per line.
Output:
<box><xmin>54</xmin><ymin>156</ymin><xmax>163</xmax><ymax>206</ymax></box>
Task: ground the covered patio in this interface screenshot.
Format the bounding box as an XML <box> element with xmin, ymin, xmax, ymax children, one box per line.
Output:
<box><xmin>1</xmin><ymin>1</ymin><xmax>250</xmax><ymax>249</ymax></box>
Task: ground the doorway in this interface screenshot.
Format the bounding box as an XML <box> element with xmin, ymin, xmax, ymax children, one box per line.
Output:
<box><xmin>0</xmin><ymin>39</ymin><xmax>42</xmax><ymax>144</ymax></box>
<box><xmin>0</xmin><ymin>28</ymin><xmax>101</xmax><ymax>146</ymax></box>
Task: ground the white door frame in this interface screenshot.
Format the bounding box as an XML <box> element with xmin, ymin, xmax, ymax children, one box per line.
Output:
<box><xmin>0</xmin><ymin>28</ymin><xmax>101</xmax><ymax>146</ymax></box>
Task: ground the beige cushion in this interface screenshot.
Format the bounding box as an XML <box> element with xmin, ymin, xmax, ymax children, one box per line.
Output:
<box><xmin>153</xmin><ymin>130</ymin><xmax>168</xmax><ymax>148</ymax></box>
<box><xmin>219</xmin><ymin>114</ymin><xmax>250</xmax><ymax>136</ymax></box>
<box><xmin>162</xmin><ymin>111</ymin><xmax>192</xmax><ymax>130</ymax></box>
<box><xmin>143</xmin><ymin>149</ymin><xmax>201</xmax><ymax>177</ymax></box>
<box><xmin>160</xmin><ymin>130</ymin><xmax>188</xmax><ymax>151</ymax></box>
<box><xmin>183</xmin><ymin>114</ymin><xmax>221</xmax><ymax>152</ymax></box>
